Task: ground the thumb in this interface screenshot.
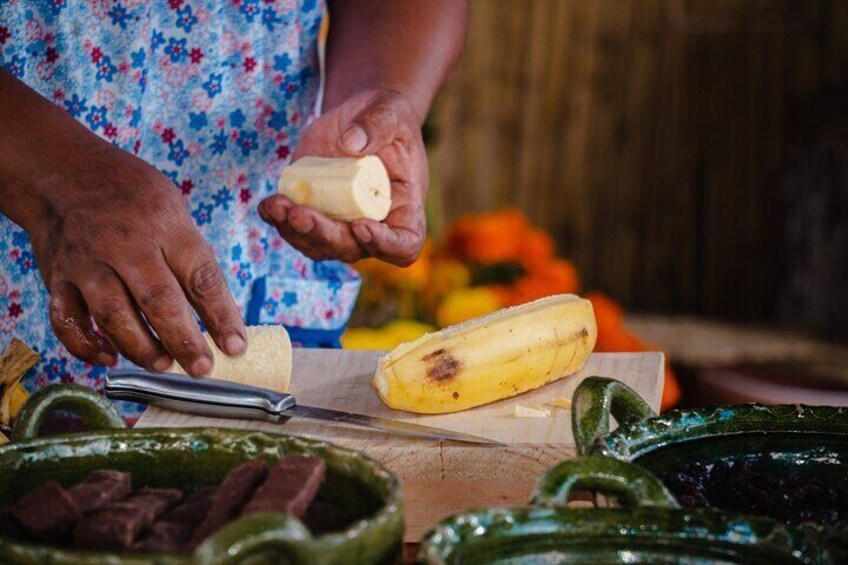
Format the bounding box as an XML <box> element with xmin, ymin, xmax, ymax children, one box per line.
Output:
<box><xmin>338</xmin><ymin>99</ymin><xmax>399</xmax><ymax>156</ymax></box>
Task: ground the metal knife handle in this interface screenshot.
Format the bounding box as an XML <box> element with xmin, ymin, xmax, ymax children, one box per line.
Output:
<box><xmin>105</xmin><ymin>369</ymin><xmax>296</xmax><ymax>422</ymax></box>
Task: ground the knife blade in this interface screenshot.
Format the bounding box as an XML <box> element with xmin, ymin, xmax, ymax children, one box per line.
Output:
<box><xmin>105</xmin><ymin>369</ymin><xmax>503</xmax><ymax>446</ymax></box>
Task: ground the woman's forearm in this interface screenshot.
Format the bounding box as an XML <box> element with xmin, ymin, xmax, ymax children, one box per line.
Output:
<box><xmin>0</xmin><ymin>70</ymin><xmax>109</xmax><ymax>232</ymax></box>
<box><xmin>324</xmin><ymin>0</ymin><xmax>468</xmax><ymax>122</ymax></box>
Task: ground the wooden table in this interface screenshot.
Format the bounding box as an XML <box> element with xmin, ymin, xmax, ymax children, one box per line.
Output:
<box><xmin>137</xmin><ymin>349</ymin><xmax>664</xmax><ymax>545</ymax></box>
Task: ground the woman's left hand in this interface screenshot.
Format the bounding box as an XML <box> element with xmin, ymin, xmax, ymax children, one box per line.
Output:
<box><xmin>258</xmin><ymin>88</ymin><xmax>428</xmax><ymax>267</ymax></box>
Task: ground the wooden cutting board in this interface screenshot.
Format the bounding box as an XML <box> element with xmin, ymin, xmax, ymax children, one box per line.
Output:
<box><xmin>136</xmin><ymin>350</ymin><xmax>663</xmax><ymax>541</ymax></box>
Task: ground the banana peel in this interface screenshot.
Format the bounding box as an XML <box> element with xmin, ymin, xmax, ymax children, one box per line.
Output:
<box><xmin>1</xmin><ymin>383</ymin><xmax>29</xmax><ymax>425</ymax></box>
<box><xmin>0</xmin><ymin>337</ymin><xmax>38</xmax><ymax>427</ymax></box>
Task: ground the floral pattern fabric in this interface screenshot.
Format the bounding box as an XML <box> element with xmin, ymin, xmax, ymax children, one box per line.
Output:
<box><xmin>0</xmin><ymin>0</ymin><xmax>361</xmax><ymax>420</ymax></box>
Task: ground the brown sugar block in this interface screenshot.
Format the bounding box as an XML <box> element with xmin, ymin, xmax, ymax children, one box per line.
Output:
<box><xmin>241</xmin><ymin>455</ymin><xmax>326</xmax><ymax>520</ymax></box>
<box><xmin>11</xmin><ymin>481</ymin><xmax>81</xmax><ymax>542</ymax></box>
<box><xmin>73</xmin><ymin>488</ymin><xmax>183</xmax><ymax>550</ymax></box>
<box><xmin>68</xmin><ymin>470</ymin><xmax>132</xmax><ymax>514</ymax></box>
<box><xmin>187</xmin><ymin>459</ymin><xmax>268</xmax><ymax>550</ymax></box>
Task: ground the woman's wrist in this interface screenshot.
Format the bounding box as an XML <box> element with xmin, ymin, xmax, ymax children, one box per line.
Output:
<box><xmin>0</xmin><ymin>72</ymin><xmax>71</xmax><ymax>232</ymax></box>
<box><xmin>323</xmin><ymin>84</ymin><xmax>426</xmax><ymax>127</ymax></box>
<box><xmin>322</xmin><ymin>1</ymin><xmax>467</xmax><ymax>124</ymax></box>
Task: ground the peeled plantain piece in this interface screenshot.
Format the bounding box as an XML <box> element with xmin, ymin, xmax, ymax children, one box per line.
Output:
<box><xmin>278</xmin><ymin>156</ymin><xmax>392</xmax><ymax>222</ymax></box>
<box><xmin>372</xmin><ymin>294</ymin><xmax>597</xmax><ymax>413</ymax></box>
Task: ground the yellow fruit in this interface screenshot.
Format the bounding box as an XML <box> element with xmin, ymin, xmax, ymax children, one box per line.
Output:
<box><xmin>421</xmin><ymin>259</ymin><xmax>471</xmax><ymax>313</ymax></box>
<box><xmin>372</xmin><ymin>294</ymin><xmax>597</xmax><ymax>413</ymax></box>
<box><xmin>342</xmin><ymin>320</ymin><xmax>437</xmax><ymax>351</ymax></box>
<box><xmin>435</xmin><ymin>287</ymin><xmax>503</xmax><ymax>328</ymax></box>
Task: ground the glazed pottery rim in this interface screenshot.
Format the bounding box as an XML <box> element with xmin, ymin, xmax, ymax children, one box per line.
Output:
<box><xmin>0</xmin><ymin>426</ymin><xmax>403</xmax><ymax>559</ymax></box>
<box><xmin>592</xmin><ymin>403</ymin><xmax>848</xmax><ymax>461</ymax></box>
<box><xmin>418</xmin><ymin>505</ymin><xmax>836</xmax><ymax>564</ymax></box>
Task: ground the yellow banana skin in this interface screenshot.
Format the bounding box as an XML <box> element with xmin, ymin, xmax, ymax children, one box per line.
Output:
<box><xmin>372</xmin><ymin>294</ymin><xmax>597</xmax><ymax>413</ymax></box>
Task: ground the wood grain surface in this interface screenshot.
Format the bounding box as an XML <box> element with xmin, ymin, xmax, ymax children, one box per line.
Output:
<box><xmin>137</xmin><ymin>349</ymin><xmax>663</xmax><ymax>541</ymax></box>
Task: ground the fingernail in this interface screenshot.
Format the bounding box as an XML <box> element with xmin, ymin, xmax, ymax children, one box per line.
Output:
<box><xmin>291</xmin><ymin>214</ymin><xmax>314</xmax><ymax>234</ymax></box>
<box><xmin>341</xmin><ymin>125</ymin><xmax>368</xmax><ymax>153</ymax></box>
<box><xmin>152</xmin><ymin>355</ymin><xmax>173</xmax><ymax>372</ymax></box>
<box><xmin>190</xmin><ymin>357</ymin><xmax>213</xmax><ymax>377</ymax></box>
<box><xmin>224</xmin><ymin>334</ymin><xmax>247</xmax><ymax>356</ymax></box>
<box><xmin>353</xmin><ymin>223</ymin><xmax>372</xmax><ymax>243</ymax></box>
<box><xmin>95</xmin><ymin>352</ymin><xmax>116</xmax><ymax>366</ymax></box>
<box><xmin>270</xmin><ymin>198</ymin><xmax>290</xmax><ymax>218</ymax></box>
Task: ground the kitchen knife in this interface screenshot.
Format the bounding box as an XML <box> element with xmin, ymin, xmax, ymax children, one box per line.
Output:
<box><xmin>106</xmin><ymin>369</ymin><xmax>503</xmax><ymax>446</ymax></box>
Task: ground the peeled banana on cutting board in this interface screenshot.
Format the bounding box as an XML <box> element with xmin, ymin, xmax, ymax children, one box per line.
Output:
<box><xmin>278</xmin><ymin>156</ymin><xmax>392</xmax><ymax>222</ymax></box>
<box><xmin>372</xmin><ymin>294</ymin><xmax>597</xmax><ymax>413</ymax></box>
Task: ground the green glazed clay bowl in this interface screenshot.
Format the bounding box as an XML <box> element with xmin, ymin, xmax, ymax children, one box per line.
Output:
<box><xmin>572</xmin><ymin>377</ymin><xmax>848</xmax><ymax>526</ymax></box>
<box><xmin>0</xmin><ymin>385</ymin><xmax>404</xmax><ymax>564</ymax></box>
<box><xmin>418</xmin><ymin>457</ymin><xmax>845</xmax><ymax>564</ymax></box>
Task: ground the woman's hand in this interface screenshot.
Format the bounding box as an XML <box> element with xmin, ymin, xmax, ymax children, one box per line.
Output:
<box><xmin>25</xmin><ymin>144</ymin><xmax>247</xmax><ymax>375</ymax></box>
<box><xmin>1</xmin><ymin>70</ymin><xmax>246</xmax><ymax>375</ymax></box>
<box><xmin>258</xmin><ymin>89</ymin><xmax>428</xmax><ymax>266</ymax></box>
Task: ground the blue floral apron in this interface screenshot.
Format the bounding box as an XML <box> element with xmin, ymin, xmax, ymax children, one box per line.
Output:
<box><xmin>0</xmin><ymin>0</ymin><xmax>360</xmax><ymax>420</ymax></box>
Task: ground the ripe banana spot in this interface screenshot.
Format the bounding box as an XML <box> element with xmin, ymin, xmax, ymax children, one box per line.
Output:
<box><xmin>422</xmin><ymin>349</ymin><xmax>462</xmax><ymax>383</ymax></box>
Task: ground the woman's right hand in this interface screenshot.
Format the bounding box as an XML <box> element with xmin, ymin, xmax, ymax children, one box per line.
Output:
<box><xmin>0</xmin><ymin>71</ymin><xmax>246</xmax><ymax>375</ymax></box>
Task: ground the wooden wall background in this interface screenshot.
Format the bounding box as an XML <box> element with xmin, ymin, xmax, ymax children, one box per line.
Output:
<box><xmin>430</xmin><ymin>0</ymin><xmax>848</xmax><ymax>327</ymax></box>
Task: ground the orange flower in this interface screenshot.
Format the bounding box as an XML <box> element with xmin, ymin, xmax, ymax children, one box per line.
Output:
<box><xmin>499</xmin><ymin>259</ymin><xmax>580</xmax><ymax>306</ymax></box>
<box><xmin>355</xmin><ymin>241</ymin><xmax>433</xmax><ymax>289</ymax></box>
<box><xmin>446</xmin><ymin>209</ymin><xmax>528</xmax><ymax>264</ymax></box>
<box><xmin>585</xmin><ymin>291</ymin><xmax>624</xmax><ymax>329</ymax></box>
<box><xmin>587</xmin><ymin>291</ymin><xmax>681</xmax><ymax>411</ymax></box>
<box><xmin>518</xmin><ymin>227</ymin><xmax>555</xmax><ymax>271</ymax></box>
<box><xmin>661</xmin><ymin>367</ymin><xmax>681</xmax><ymax>412</ymax></box>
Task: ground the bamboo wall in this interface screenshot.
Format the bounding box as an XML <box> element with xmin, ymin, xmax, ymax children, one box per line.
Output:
<box><xmin>431</xmin><ymin>0</ymin><xmax>848</xmax><ymax>325</ymax></box>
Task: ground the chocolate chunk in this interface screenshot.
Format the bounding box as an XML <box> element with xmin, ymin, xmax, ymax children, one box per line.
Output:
<box><xmin>69</xmin><ymin>470</ymin><xmax>132</xmax><ymax>514</ymax></box>
<box><xmin>131</xmin><ymin>488</ymin><xmax>216</xmax><ymax>553</ymax></box>
<box><xmin>133</xmin><ymin>521</ymin><xmax>194</xmax><ymax>553</ymax></box>
<box><xmin>73</xmin><ymin>505</ymin><xmax>146</xmax><ymax>550</ymax></box>
<box><xmin>241</xmin><ymin>455</ymin><xmax>325</xmax><ymax>520</ymax></box>
<box><xmin>162</xmin><ymin>487</ymin><xmax>215</xmax><ymax>524</ymax></box>
<box><xmin>11</xmin><ymin>481</ymin><xmax>81</xmax><ymax>542</ymax></box>
<box><xmin>122</xmin><ymin>489</ymin><xmax>183</xmax><ymax>524</ymax></box>
<box><xmin>73</xmin><ymin>488</ymin><xmax>183</xmax><ymax>550</ymax></box>
<box><xmin>187</xmin><ymin>459</ymin><xmax>268</xmax><ymax>549</ymax></box>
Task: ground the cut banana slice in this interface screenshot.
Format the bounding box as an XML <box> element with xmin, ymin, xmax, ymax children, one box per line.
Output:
<box><xmin>514</xmin><ymin>405</ymin><xmax>552</xmax><ymax>418</ymax></box>
<box><xmin>551</xmin><ymin>396</ymin><xmax>572</xmax><ymax>409</ymax></box>
<box><xmin>169</xmin><ymin>326</ymin><xmax>292</xmax><ymax>392</ymax></box>
<box><xmin>278</xmin><ymin>156</ymin><xmax>392</xmax><ymax>222</ymax></box>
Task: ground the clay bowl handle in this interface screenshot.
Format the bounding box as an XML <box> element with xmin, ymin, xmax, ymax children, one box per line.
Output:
<box><xmin>572</xmin><ymin>376</ymin><xmax>655</xmax><ymax>456</ymax></box>
<box><xmin>194</xmin><ymin>512</ymin><xmax>318</xmax><ymax>564</ymax></box>
<box><xmin>11</xmin><ymin>384</ymin><xmax>126</xmax><ymax>442</ymax></box>
<box><xmin>531</xmin><ymin>455</ymin><xmax>678</xmax><ymax>509</ymax></box>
